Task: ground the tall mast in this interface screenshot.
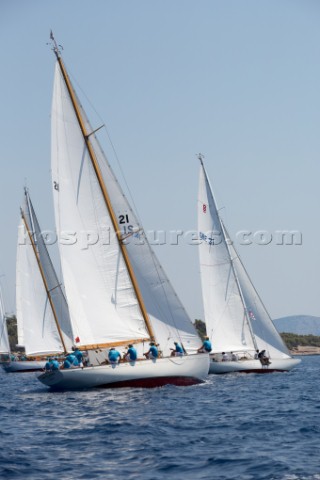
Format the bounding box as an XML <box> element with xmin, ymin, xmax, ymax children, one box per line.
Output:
<box><xmin>50</xmin><ymin>32</ymin><xmax>156</xmax><ymax>343</ymax></box>
<box><xmin>199</xmin><ymin>156</ymin><xmax>259</xmax><ymax>352</ymax></box>
<box><xmin>20</xmin><ymin>201</ymin><xmax>68</xmax><ymax>354</ymax></box>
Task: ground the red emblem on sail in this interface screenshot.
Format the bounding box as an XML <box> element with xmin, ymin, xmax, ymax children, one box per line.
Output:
<box><xmin>75</xmin><ymin>336</ymin><xmax>80</xmax><ymax>343</ymax></box>
<box><xmin>203</xmin><ymin>204</ymin><xmax>207</xmax><ymax>213</ymax></box>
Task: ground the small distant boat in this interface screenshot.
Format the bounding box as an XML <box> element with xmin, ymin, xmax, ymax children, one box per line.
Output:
<box><xmin>3</xmin><ymin>360</ymin><xmax>47</xmax><ymax>373</ymax></box>
<box><xmin>198</xmin><ymin>155</ymin><xmax>300</xmax><ymax>374</ymax></box>
<box><xmin>38</xmin><ymin>34</ymin><xmax>208</xmax><ymax>390</ymax></box>
<box><xmin>0</xmin><ymin>274</ymin><xmax>38</xmax><ymax>372</ymax></box>
<box><xmin>3</xmin><ymin>189</ymin><xmax>74</xmax><ymax>373</ymax></box>
<box><xmin>0</xmin><ymin>286</ymin><xmax>10</xmax><ymax>364</ymax></box>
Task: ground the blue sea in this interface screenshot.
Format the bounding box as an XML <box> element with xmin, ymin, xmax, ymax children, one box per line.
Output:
<box><xmin>0</xmin><ymin>356</ymin><xmax>319</xmax><ymax>480</ymax></box>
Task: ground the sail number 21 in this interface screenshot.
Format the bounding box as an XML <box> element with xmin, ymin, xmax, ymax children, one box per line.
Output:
<box><xmin>118</xmin><ymin>214</ymin><xmax>134</xmax><ymax>235</ymax></box>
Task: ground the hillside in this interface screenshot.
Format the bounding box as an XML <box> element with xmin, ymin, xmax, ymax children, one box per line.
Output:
<box><xmin>274</xmin><ymin>315</ymin><xmax>320</xmax><ymax>336</ymax></box>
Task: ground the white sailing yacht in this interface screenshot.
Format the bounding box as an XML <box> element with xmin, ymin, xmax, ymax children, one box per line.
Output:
<box><xmin>198</xmin><ymin>155</ymin><xmax>300</xmax><ymax>374</ymax></box>
<box><xmin>3</xmin><ymin>189</ymin><xmax>74</xmax><ymax>373</ymax></box>
<box><xmin>0</xmin><ymin>286</ymin><xmax>10</xmax><ymax>362</ymax></box>
<box><xmin>38</xmin><ymin>35</ymin><xmax>208</xmax><ymax>389</ymax></box>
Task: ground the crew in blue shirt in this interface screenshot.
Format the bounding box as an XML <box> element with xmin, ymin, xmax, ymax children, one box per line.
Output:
<box><xmin>63</xmin><ymin>353</ymin><xmax>79</xmax><ymax>369</ymax></box>
<box><xmin>63</xmin><ymin>358</ymin><xmax>71</xmax><ymax>369</ymax></box>
<box><xmin>72</xmin><ymin>347</ymin><xmax>84</xmax><ymax>365</ymax></box>
<box><xmin>198</xmin><ymin>336</ymin><xmax>212</xmax><ymax>353</ymax></box>
<box><xmin>171</xmin><ymin>342</ymin><xmax>184</xmax><ymax>357</ymax></box>
<box><xmin>68</xmin><ymin>353</ymin><xmax>79</xmax><ymax>365</ymax></box>
<box><xmin>44</xmin><ymin>359</ymin><xmax>52</xmax><ymax>371</ymax></box>
<box><xmin>125</xmin><ymin>344</ymin><xmax>137</xmax><ymax>362</ymax></box>
<box><xmin>108</xmin><ymin>347</ymin><xmax>121</xmax><ymax>364</ymax></box>
<box><xmin>44</xmin><ymin>358</ymin><xmax>60</xmax><ymax>371</ymax></box>
<box><xmin>144</xmin><ymin>342</ymin><xmax>158</xmax><ymax>359</ymax></box>
<box><xmin>51</xmin><ymin>358</ymin><xmax>60</xmax><ymax>370</ymax></box>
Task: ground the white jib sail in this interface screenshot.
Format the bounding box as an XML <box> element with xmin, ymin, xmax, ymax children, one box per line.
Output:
<box><xmin>0</xmin><ymin>287</ymin><xmax>10</xmax><ymax>354</ymax></box>
<box><xmin>51</xmin><ymin>63</ymin><xmax>149</xmax><ymax>347</ymax></box>
<box><xmin>16</xmin><ymin>219</ymin><xmax>67</xmax><ymax>356</ymax></box>
<box><xmin>198</xmin><ymin>162</ymin><xmax>255</xmax><ymax>353</ymax></box>
<box><xmin>228</xmin><ymin>239</ymin><xmax>291</xmax><ymax>358</ymax></box>
<box><xmin>76</xmin><ymin>87</ymin><xmax>202</xmax><ymax>356</ymax></box>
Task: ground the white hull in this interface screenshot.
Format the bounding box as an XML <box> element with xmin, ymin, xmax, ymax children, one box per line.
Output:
<box><xmin>2</xmin><ymin>360</ymin><xmax>46</xmax><ymax>373</ymax></box>
<box><xmin>209</xmin><ymin>356</ymin><xmax>301</xmax><ymax>374</ymax></box>
<box><xmin>38</xmin><ymin>353</ymin><xmax>209</xmax><ymax>390</ymax></box>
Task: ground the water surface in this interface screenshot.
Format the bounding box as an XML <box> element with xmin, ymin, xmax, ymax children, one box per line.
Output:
<box><xmin>0</xmin><ymin>356</ymin><xmax>319</xmax><ymax>479</ymax></box>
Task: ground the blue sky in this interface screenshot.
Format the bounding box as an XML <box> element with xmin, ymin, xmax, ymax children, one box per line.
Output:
<box><xmin>1</xmin><ymin>0</ymin><xmax>320</xmax><ymax>321</ymax></box>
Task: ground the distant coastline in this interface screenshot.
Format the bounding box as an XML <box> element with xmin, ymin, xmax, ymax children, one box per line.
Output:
<box><xmin>291</xmin><ymin>346</ymin><xmax>320</xmax><ymax>356</ymax></box>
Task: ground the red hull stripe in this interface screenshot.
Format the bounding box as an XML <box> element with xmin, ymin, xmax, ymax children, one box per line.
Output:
<box><xmin>94</xmin><ymin>376</ymin><xmax>203</xmax><ymax>389</ymax></box>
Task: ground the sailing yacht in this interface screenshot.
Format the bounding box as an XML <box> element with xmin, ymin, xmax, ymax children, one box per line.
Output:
<box><xmin>0</xmin><ymin>286</ymin><xmax>10</xmax><ymax>362</ymax></box>
<box><xmin>198</xmin><ymin>156</ymin><xmax>300</xmax><ymax>374</ymax></box>
<box><xmin>3</xmin><ymin>189</ymin><xmax>74</xmax><ymax>373</ymax></box>
<box><xmin>38</xmin><ymin>35</ymin><xmax>208</xmax><ymax>389</ymax></box>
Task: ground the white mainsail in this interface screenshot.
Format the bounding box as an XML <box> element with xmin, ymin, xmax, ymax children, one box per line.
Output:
<box><xmin>51</xmin><ymin>60</ymin><xmax>201</xmax><ymax>355</ymax></box>
<box><xmin>16</xmin><ymin>192</ymin><xmax>74</xmax><ymax>356</ymax></box>
<box><xmin>0</xmin><ymin>287</ymin><xmax>10</xmax><ymax>354</ymax></box>
<box><xmin>198</xmin><ymin>159</ymin><xmax>290</xmax><ymax>358</ymax></box>
<box><xmin>24</xmin><ymin>192</ymin><xmax>75</xmax><ymax>351</ymax></box>
<box><xmin>51</xmin><ymin>63</ymin><xmax>149</xmax><ymax>348</ymax></box>
<box><xmin>198</xmin><ymin>161</ymin><xmax>255</xmax><ymax>353</ymax></box>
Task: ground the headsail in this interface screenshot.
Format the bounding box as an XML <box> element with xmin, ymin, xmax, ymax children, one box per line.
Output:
<box><xmin>90</xmin><ymin>132</ymin><xmax>202</xmax><ymax>355</ymax></box>
<box><xmin>198</xmin><ymin>159</ymin><xmax>290</xmax><ymax>358</ymax></box>
<box><xmin>51</xmin><ymin>54</ymin><xmax>201</xmax><ymax>355</ymax></box>
<box><xmin>227</xmin><ymin>238</ymin><xmax>291</xmax><ymax>358</ymax></box>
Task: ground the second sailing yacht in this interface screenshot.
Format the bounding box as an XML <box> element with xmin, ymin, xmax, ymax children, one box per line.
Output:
<box><xmin>198</xmin><ymin>156</ymin><xmax>300</xmax><ymax>374</ymax></box>
<box><xmin>3</xmin><ymin>189</ymin><xmax>74</xmax><ymax>373</ymax></box>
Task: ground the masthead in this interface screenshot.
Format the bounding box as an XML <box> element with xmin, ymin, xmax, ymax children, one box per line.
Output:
<box><xmin>197</xmin><ymin>153</ymin><xmax>205</xmax><ymax>165</ymax></box>
<box><xmin>48</xmin><ymin>30</ymin><xmax>63</xmax><ymax>58</ymax></box>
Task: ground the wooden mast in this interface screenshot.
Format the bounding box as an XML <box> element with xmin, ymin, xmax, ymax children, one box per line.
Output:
<box><xmin>50</xmin><ymin>32</ymin><xmax>156</xmax><ymax>344</ymax></box>
<box><xmin>20</xmin><ymin>199</ymin><xmax>68</xmax><ymax>354</ymax></box>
